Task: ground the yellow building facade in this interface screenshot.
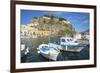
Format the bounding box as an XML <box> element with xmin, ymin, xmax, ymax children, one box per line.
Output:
<box><xmin>21</xmin><ymin>24</ymin><xmax>49</xmax><ymax>38</ymax></box>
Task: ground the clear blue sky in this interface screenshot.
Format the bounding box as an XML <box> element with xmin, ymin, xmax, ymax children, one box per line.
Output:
<box><xmin>21</xmin><ymin>10</ymin><xmax>90</xmax><ymax>32</ymax></box>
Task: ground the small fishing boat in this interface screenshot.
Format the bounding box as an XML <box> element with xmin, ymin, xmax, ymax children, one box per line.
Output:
<box><xmin>60</xmin><ymin>37</ymin><xmax>82</xmax><ymax>51</ymax></box>
<box><xmin>37</xmin><ymin>43</ymin><xmax>61</xmax><ymax>61</ymax></box>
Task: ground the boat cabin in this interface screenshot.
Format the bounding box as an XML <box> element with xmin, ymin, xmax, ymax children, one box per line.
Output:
<box><xmin>60</xmin><ymin>37</ymin><xmax>79</xmax><ymax>50</ymax></box>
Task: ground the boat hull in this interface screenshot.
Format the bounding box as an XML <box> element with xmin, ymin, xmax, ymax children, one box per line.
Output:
<box><xmin>40</xmin><ymin>52</ymin><xmax>59</xmax><ymax>61</ymax></box>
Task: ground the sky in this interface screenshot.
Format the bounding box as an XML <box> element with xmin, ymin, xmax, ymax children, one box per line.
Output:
<box><xmin>21</xmin><ymin>10</ymin><xmax>90</xmax><ymax>32</ymax></box>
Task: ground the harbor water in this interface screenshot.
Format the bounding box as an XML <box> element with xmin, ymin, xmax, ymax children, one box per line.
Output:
<box><xmin>21</xmin><ymin>37</ymin><xmax>89</xmax><ymax>63</ymax></box>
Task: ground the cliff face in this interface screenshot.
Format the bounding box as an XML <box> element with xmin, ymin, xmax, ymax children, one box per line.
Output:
<box><xmin>29</xmin><ymin>15</ymin><xmax>76</xmax><ymax>36</ymax></box>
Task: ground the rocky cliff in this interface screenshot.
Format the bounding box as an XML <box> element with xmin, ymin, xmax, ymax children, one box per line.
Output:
<box><xmin>28</xmin><ymin>15</ymin><xmax>76</xmax><ymax>36</ymax></box>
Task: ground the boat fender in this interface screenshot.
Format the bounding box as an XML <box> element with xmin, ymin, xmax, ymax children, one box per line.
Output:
<box><xmin>37</xmin><ymin>51</ymin><xmax>40</xmax><ymax>54</ymax></box>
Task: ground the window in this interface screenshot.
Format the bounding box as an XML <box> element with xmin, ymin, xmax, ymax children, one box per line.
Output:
<box><xmin>67</xmin><ymin>39</ymin><xmax>69</xmax><ymax>42</ymax></box>
<box><xmin>61</xmin><ymin>39</ymin><xmax>65</xmax><ymax>42</ymax></box>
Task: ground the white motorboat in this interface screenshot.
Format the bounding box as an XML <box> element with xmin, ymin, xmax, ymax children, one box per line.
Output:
<box><xmin>37</xmin><ymin>43</ymin><xmax>61</xmax><ymax>61</ymax></box>
<box><xmin>60</xmin><ymin>37</ymin><xmax>79</xmax><ymax>51</ymax></box>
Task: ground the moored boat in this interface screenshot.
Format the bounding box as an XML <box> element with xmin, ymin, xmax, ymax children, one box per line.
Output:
<box><xmin>60</xmin><ymin>37</ymin><xmax>82</xmax><ymax>51</ymax></box>
<box><xmin>37</xmin><ymin>43</ymin><xmax>60</xmax><ymax>61</ymax></box>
